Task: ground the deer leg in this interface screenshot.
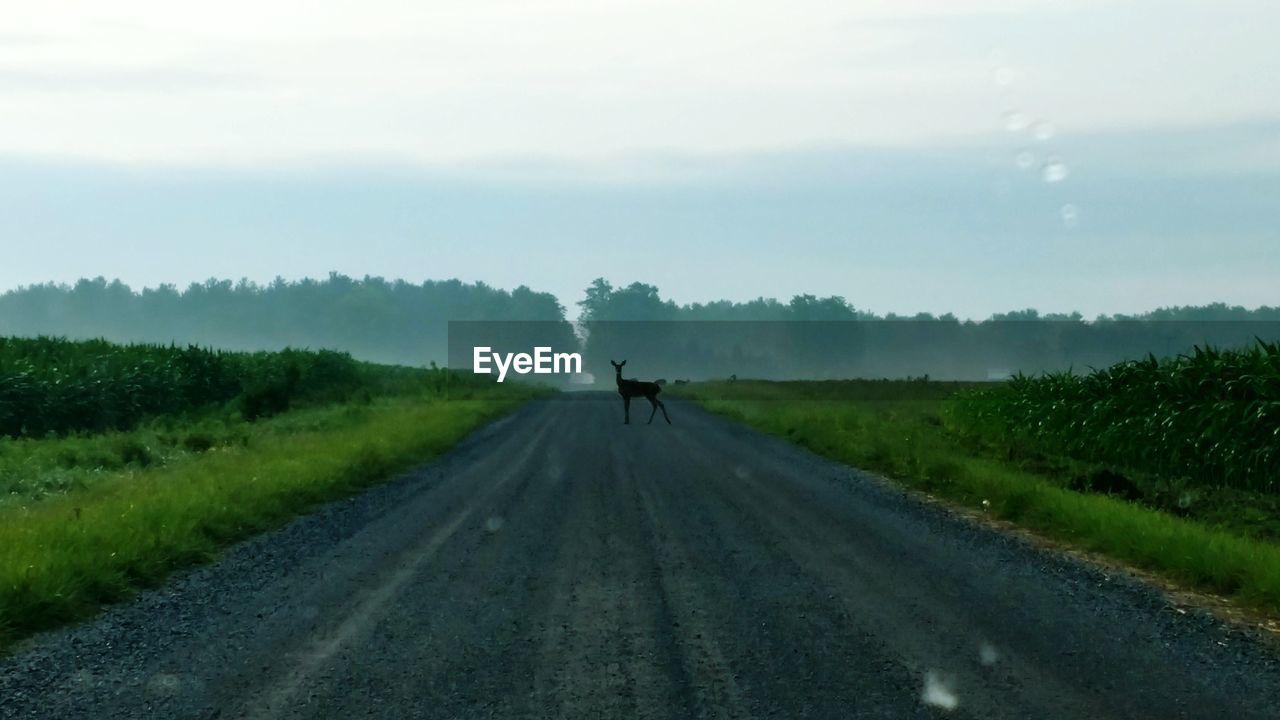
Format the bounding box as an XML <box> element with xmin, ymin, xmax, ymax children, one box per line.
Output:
<box><xmin>623</xmin><ymin>395</ymin><xmax>631</xmax><ymax>424</ymax></box>
<box><xmin>646</xmin><ymin>396</ymin><xmax>659</xmax><ymax>424</ymax></box>
<box><xmin>656</xmin><ymin>397</ymin><xmax>671</xmax><ymax>424</ymax></box>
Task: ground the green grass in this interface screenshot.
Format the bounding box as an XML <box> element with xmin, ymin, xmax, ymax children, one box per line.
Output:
<box><xmin>677</xmin><ymin>380</ymin><xmax>1280</xmax><ymax>616</ymax></box>
<box><xmin>0</xmin><ymin>385</ymin><xmax>542</xmax><ymax>650</ymax></box>
<box><xmin>0</xmin><ymin>412</ymin><xmax>248</xmax><ymax>505</ymax></box>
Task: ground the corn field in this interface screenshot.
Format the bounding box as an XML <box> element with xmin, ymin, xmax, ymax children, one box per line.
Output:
<box><xmin>947</xmin><ymin>341</ymin><xmax>1280</xmax><ymax>492</ymax></box>
<box><xmin>0</xmin><ymin>336</ymin><xmax>418</xmax><ymax>438</ymax></box>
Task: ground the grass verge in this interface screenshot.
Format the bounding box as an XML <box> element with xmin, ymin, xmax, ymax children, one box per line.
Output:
<box><xmin>0</xmin><ymin>389</ymin><xmax>538</xmax><ymax>650</ymax></box>
<box><xmin>678</xmin><ymin>380</ymin><xmax>1280</xmax><ymax>618</ymax></box>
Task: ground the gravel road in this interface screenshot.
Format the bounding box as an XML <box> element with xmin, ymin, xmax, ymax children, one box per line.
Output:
<box><xmin>3</xmin><ymin>393</ymin><xmax>1279</xmax><ymax>719</ymax></box>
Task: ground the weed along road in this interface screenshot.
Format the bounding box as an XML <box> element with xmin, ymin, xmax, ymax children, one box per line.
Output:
<box><xmin>3</xmin><ymin>395</ymin><xmax>1280</xmax><ymax>719</ymax></box>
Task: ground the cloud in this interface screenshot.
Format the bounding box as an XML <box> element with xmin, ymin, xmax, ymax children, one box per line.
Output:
<box><xmin>0</xmin><ymin>0</ymin><xmax>1277</xmax><ymax>164</ymax></box>
<box><xmin>0</xmin><ymin>118</ymin><xmax>1274</xmax><ymax>319</ymax></box>
<box><xmin>0</xmin><ymin>32</ymin><xmax>54</xmax><ymax>47</ymax></box>
<box><xmin>0</xmin><ymin>66</ymin><xmax>255</xmax><ymax>93</ymax></box>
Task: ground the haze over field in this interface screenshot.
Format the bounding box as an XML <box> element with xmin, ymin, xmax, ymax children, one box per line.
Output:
<box><xmin>2</xmin><ymin>0</ymin><xmax>1277</xmax><ymax>318</ymax></box>
<box><xmin>3</xmin><ymin>275</ymin><xmax>1277</xmax><ymax>376</ymax></box>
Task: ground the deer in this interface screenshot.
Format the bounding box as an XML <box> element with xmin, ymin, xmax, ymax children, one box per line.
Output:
<box><xmin>611</xmin><ymin>360</ymin><xmax>671</xmax><ymax>425</ymax></box>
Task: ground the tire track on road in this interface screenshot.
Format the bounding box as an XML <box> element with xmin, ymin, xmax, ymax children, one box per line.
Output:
<box><xmin>523</xmin><ymin>400</ymin><xmax>690</xmax><ymax>719</ymax></box>
<box><xmin>236</xmin><ymin>422</ymin><xmax>555</xmax><ymax>719</ymax></box>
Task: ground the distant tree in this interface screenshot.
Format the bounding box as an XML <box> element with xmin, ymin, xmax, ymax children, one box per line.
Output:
<box><xmin>786</xmin><ymin>294</ymin><xmax>861</xmax><ymax>321</ymax></box>
<box><xmin>577</xmin><ymin>278</ymin><xmax>678</xmax><ymax>321</ymax></box>
<box><xmin>989</xmin><ymin>308</ymin><xmax>1041</xmax><ymax>322</ymax></box>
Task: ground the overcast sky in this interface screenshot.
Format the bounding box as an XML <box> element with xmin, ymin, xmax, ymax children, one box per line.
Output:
<box><xmin>2</xmin><ymin>0</ymin><xmax>1277</xmax><ymax>317</ymax></box>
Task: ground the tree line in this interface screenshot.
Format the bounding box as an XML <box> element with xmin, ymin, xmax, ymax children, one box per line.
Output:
<box><xmin>2</xmin><ymin>275</ymin><xmax>1277</xmax><ymax>375</ymax></box>
<box><xmin>0</xmin><ymin>275</ymin><xmax>566</xmax><ymax>367</ymax></box>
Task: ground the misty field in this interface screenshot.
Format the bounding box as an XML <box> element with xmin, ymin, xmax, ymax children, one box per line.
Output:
<box><xmin>0</xmin><ymin>336</ymin><xmax>542</xmax><ymax>650</ymax></box>
<box><xmin>678</xmin><ymin>356</ymin><xmax>1280</xmax><ymax>615</ymax></box>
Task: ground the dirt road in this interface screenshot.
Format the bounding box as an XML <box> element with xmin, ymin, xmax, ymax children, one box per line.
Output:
<box><xmin>3</xmin><ymin>394</ymin><xmax>1279</xmax><ymax>719</ymax></box>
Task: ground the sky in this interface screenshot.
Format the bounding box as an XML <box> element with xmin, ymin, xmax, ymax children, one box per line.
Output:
<box><xmin>1</xmin><ymin>0</ymin><xmax>1277</xmax><ymax>318</ymax></box>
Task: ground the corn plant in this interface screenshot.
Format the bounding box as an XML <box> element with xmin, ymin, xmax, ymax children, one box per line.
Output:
<box><xmin>946</xmin><ymin>340</ymin><xmax>1280</xmax><ymax>492</ymax></box>
<box><xmin>0</xmin><ymin>336</ymin><xmax>450</xmax><ymax>438</ymax></box>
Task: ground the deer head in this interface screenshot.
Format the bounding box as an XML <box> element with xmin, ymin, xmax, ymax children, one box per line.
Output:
<box><xmin>610</xmin><ymin>359</ymin><xmax>627</xmax><ymax>372</ymax></box>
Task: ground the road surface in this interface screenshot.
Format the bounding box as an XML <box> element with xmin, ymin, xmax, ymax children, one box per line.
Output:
<box><xmin>3</xmin><ymin>394</ymin><xmax>1279</xmax><ymax>719</ymax></box>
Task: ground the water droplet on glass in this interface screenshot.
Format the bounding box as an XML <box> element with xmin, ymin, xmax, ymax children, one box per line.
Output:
<box><xmin>148</xmin><ymin>673</ymin><xmax>183</xmax><ymax>697</ymax></box>
<box><xmin>1060</xmin><ymin>203</ymin><xmax>1080</xmax><ymax>228</ymax></box>
<box><xmin>992</xmin><ymin>67</ymin><xmax>1014</xmax><ymax>87</ymax></box>
<box><xmin>484</xmin><ymin>516</ymin><xmax>504</xmax><ymax>533</ymax></box>
<box><xmin>922</xmin><ymin>671</ymin><xmax>960</xmax><ymax>710</ymax></box>
<box><xmin>979</xmin><ymin>642</ymin><xmax>1001</xmax><ymax>665</ymax></box>
<box><xmin>1015</xmin><ymin>151</ymin><xmax>1035</xmax><ymax>170</ymax></box>
<box><xmin>1042</xmin><ymin>157</ymin><xmax>1069</xmax><ymax>183</ymax></box>
<box><xmin>1032</xmin><ymin>121</ymin><xmax>1055</xmax><ymax>142</ymax></box>
<box><xmin>1003</xmin><ymin>111</ymin><xmax>1029</xmax><ymax>132</ymax></box>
